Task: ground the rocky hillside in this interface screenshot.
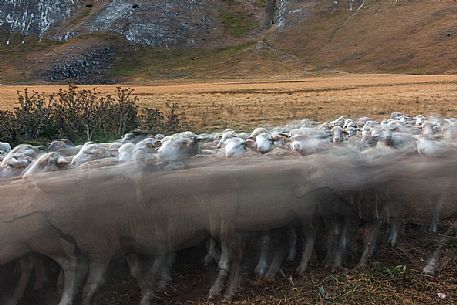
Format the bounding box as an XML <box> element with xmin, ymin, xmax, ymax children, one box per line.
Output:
<box><xmin>1</xmin><ymin>0</ymin><xmax>457</xmax><ymax>83</ymax></box>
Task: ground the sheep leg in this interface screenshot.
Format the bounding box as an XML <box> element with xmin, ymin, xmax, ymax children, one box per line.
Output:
<box><xmin>323</xmin><ymin>223</ymin><xmax>338</xmax><ymax>268</ymax></box>
<box><xmin>297</xmin><ymin>223</ymin><xmax>315</xmax><ymax>274</ymax></box>
<box><xmin>423</xmin><ymin>248</ymin><xmax>440</xmax><ymax>275</ymax></box>
<box><xmin>424</xmin><ymin>227</ymin><xmax>453</xmax><ymax>275</ymax></box>
<box><xmin>286</xmin><ymin>226</ymin><xmax>297</xmax><ymax>262</ymax></box>
<box><xmin>265</xmin><ymin>232</ymin><xmax>289</xmax><ymax>279</ymax></box>
<box><xmin>387</xmin><ymin>219</ymin><xmax>399</xmax><ymax>247</ymax></box>
<box><xmin>333</xmin><ymin>222</ymin><xmax>347</xmax><ymax>268</ymax></box>
<box><xmin>32</xmin><ymin>257</ymin><xmax>48</xmax><ymax>290</ymax></box>
<box><xmin>254</xmin><ymin>232</ymin><xmax>270</xmax><ymax>277</ymax></box>
<box><xmin>56</xmin><ymin>269</ymin><xmax>64</xmax><ymax>295</ymax></box>
<box><xmin>358</xmin><ymin>221</ymin><xmax>380</xmax><ymax>267</ymax></box>
<box><xmin>223</xmin><ymin>233</ymin><xmax>246</xmax><ymax>302</ymax></box>
<box><xmin>41</xmin><ymin>238</ymin><xmax>79</xmax><ymax>305</ymax></box>
<box><xmin>203</xmin><ymin>238</ymin><xmax>220</xmax><ymax>266</ymax></box>
<box><xmin>430</xmin><ymin>195</ymin><xmax>442</xmax><ymax>233</ymax></box>
<box><xmin>52</xmin><ymin>256</ymin><xmax>78</xmax><ymax>305</ymax></box>
<box><xmin>208</xmin><ymin>241</ymin><xmax>230</xmax><ymax>299</ymax></box>
<box><xmin>157</xmin><ymin>253</ymin><xmax>175</xmax><ymax>290</ymax></box>
<box><xmin>126</xmin><ymin>254</ymin><xmax>155</xmax><ymax>305</ymax></box>
<box><xmin>9</xmin><ymin>257</ymin><xmax>35</xmax><ymax>305</ymax></box>
<box><xmin>81</xmin><ymin>259</ymin><xmax>110</xmax><ymax>305</ymax></box>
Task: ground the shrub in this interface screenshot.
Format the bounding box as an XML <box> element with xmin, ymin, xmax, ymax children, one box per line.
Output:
<box><xmin>0</xmin><ymin>85</ymin><xmax>189</xmax><ymax>146</ymax></box>
<box><xmin>0</xmin><ymin>110</ymin><xmax>17</xmax><ymax>144</ymax></box>
<box><xmin>14</xmin><ymin>89</ymin><xmax>53</xmax><ymax>142</ymax></box>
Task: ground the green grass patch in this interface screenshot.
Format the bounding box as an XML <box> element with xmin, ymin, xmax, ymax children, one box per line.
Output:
<box><xmin>221</xmin><ymin>11</ymin><xmax>258</xmax><ymax>37</ymax></box>
<box><xmin>254</xmin><ymin>0</ymin><xmax>269</xmax><ymax>8</ymax></box>
<box><xmin>110</xmin><ymin>43</ymin><xmax>254</xmax><ymax>80</ymax></box>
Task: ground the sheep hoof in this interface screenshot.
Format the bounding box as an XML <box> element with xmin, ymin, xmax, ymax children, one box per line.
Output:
<box><xmin>296</xmin><ymin>264</ymin><xmax>307</xmax><ymax>275</ymax></box>
<box><xmin>208</xmin><ymin>285</ymin><xmax>222</xmax><ymax>300</ymax></box>
<box><xmin>222</xmin><ymin>291</ymin><xmax>235</xmax><ymax>303</ymax></box>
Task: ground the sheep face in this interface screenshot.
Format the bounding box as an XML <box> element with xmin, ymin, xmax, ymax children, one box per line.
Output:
<box><xmin>224</xmin><ymin>138</ymin><xmax>246</xmax><ymax>157</ymax></box>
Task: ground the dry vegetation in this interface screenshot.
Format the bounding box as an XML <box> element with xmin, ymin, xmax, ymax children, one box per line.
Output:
<box><xmin>2</xmin><ymin>74</ymin><xmax>457</xmax><ymax>132</ymax></box>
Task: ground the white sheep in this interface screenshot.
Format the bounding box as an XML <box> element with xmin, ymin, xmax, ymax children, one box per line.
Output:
<box><xmin>0</xmin><ymin>142</ymin><xmax>12</xmax><ymax>154</ymax></box>
<box><xmin>254</xmin><ymin>132</ymin><xmax>274</xmax><ymax>154</ymax></box>
<box><xmin>70</xmin><ymin>142</ymin><xmax>119</xmax><ymax>167</ymax></box>
<box><xmin>118</xmin><ymin>143</ymin><xmax>136</xmax><ymax>163</ymax></box>
<box><xmin>0</xmin><ymin>144</ymin><xmax>40</xmax><ymax>178</ymax></box>
<box><xmin>158</xmin><ymin>132</ymin><xmax>200</xmax><ymax>162</ymax></box>
<box><xmin>22</xmin><ymin>152</ymin><xmax>70</xmax><ymax>179</ymax></box>
<box><xmin>224</xmin><ymin>137</ymin><xmax>247</xmax><ymax>157</ymax></box>
<box><xmin>330</xmin><ymin>126</ymin><xmax>344</xmax><ymax>143</ymax></box>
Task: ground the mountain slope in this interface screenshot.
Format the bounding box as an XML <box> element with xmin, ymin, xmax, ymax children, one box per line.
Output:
<box><xmin>1</xmin><ymin>0</ymin><xmax>457</xmax><ymax>84</ymax></box>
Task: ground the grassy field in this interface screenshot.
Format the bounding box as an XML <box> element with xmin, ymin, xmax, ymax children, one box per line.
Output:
<box><xmin>2</xmin><ymin>74</ymin><xmax>457</xmax><ymax>132</ymax></box>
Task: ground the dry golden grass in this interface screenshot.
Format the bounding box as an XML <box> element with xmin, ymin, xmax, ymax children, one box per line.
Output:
<box><xmin>2</xmin><ymin>74</ymin><xmax>457</xmax><ymax>131</ymax></box>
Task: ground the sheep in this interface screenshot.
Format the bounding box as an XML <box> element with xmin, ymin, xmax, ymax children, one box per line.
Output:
<box><xmin>46</xmin><ymin>139</ymin><xmax>74</xmax><ymax>152</ymax></box>
<box><xmin>442</xmin><ymin>123</ymin><xmax>457</xmax><ymax>142</ymax></box>
<box><xmin>0</xmin><ymin>142</ymin><xmax>12</xmax><ymax>154</ymax></box>
<box><xmin>356</xmin><ymin>116</ymin><xmax>372</xmax><ymax>128</ymax></box>
<box><xmin>1</xmin><ymin>144</ymin><xmax>40</xmax><ymax>178</ymax></box>
<box><xmin>344</xmin><ymin>121</ymin><xmax>357</xmax><ymax>137</ymax></box>
<box><xmin>0</xmin><ymin>142</ymin><xmax>11</xmax><ymax>163</ymax></box>
<box><xmin>330</xmin><ymin>126</ymin><xmax>344</xmax><ymax>143</ymax></box>
<box><xmin>22</xmin><ymin>152</ymin><xmax>70</xmax><ymax>179</ymax></box>
<box><xmin>70</xmin><ymin>142</ymin><xmax>120</xmax><ymax>167</ymax></box>
<box><xmin>120</xmin><ymin>138</ymin><xmax>160</xmax><ymax>165</ymax></box>
<box><xmin>382</xmin><ymin>128</ymin><xmax>417</xmax><ymax>154</ymax></box>
<box><xmin>217</xmin><ymin>129</ymin><xmax>237</xmax><ymax>148</ymax></box>
<box><xmin>290</xmin><ymin>135</ymin><xmax>329</xmax><ymax>155</ymax></box>
<box><xmin>120</xmin><ymin>130</ymin><xmax>150</xmax><ymax>144</ymax></box>
<box><xmin>196</xmin><ymin>133</ymin><xmax>215</xmax><ymax>142</ymax></box>
<box><xmin>249</xmin><ymin>127</ymin><xmax>269</xmax><ymax>138</ymax></box>
<box><xmin>0</xmin><ymin>180</ymin><xmax>80</xmax><ymax>305</ymax></box>
<box><xmin>118</xmin><ymin>143</ymin><xmax>136</xmax><ymax>163</ymax></box>
<box><xmin>416</xmin><ymin>124</ymin><xmax>451</xmax><ymax>157</ymax></box>
<box><xmin>158</xmin><ymin>132</ymin><xmax>200</xmax><ymax>162</ymax></box>
<box><xmin>25</xmin><ymin>157</ymin><xmax>323</xmax><ymax>304</ymax></box>
<box><xmin>414</xmin><ymin>115</ymin><xmax>426</xmax><ymax>127</ymax></box>
<box><xmin>252</xmin><ymin>132</ymin><xmax>274</xmax><ymax>154</ymax></box>
<box><xmin>3</xmin><ymin>111</ymin><xmax>457</xmax><ymax>304</ymax></box>
<box><xmin>329</xmin><ymin>116</ymin><xmax>345</xmax><ymax>127</ymax></box>
<box><xmin>224</xmin><ymin>137</ymin><xmax>247</xmax><ymax>157</ymax></box>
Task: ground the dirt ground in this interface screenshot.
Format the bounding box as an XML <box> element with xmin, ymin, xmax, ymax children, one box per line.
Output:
<box><xmin>19</xmin><ymin>225</ymin><xmax>457</xmax><ymax>305</ymax></box>
<box><xmin>2</xmin><ymin>74</ymin><xmax>457</xmax><ymax>132</ymax></box>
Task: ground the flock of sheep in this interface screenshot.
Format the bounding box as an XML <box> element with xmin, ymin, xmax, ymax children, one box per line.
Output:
<box><xmin>0</xmin><ymin>111</ymin><xmax>457</xmax><ymax>305</ymax></box>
